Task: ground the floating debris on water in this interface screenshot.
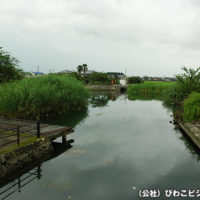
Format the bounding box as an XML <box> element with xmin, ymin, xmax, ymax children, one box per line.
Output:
<box><xmin>102</xmin><ymin>160</ymin><xmax>114</xmax><ymax>166</ymax></box>
<box><xmin>67</xmin><ymin>149</ymin><xmax>87</xmax><ymax>155</ymax></box>
<box><xmin>96</xmin><ymin>113</ymin><xmax>103</xmax><ymax>116</ymax></box>
<box><xmin>43</xmin><ymin>181</ymin><xmax>71</xmax><ymax>191</ymax></box>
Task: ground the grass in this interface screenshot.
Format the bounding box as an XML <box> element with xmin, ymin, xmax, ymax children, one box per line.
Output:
<box><xmin>0</xmin><ymin>74</ymin><xmax>89</xmax><ymax>119</ymax></box>
<box><xmin>128</xmin><ymin>81</ymin><xmax>175</xmax><ymax>101</ymax></box>
<box><xmin>183</xmin><ymin>92</ymin><xmax>200</xmax><ymax>122</ymax></box>
<box><xmin>0</xmin><ymin>135</ymin><xmax>38</xmax><ymax>154</ymax></box>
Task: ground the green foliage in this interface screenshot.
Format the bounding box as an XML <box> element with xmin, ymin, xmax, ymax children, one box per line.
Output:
<box><xmin>69</xmin><ymin>72</ymin><xmax>83</xmax><ymax>81</ymax></box>
<box><xmin>77</xmin><ymin>65</ymin><xmax>83</xmax><ymax>74</ymax></box>
<box><xmin>0</xmin><ymin>47</ymin><xmax>24</xmax><ymax>83</ymax></box>
<box><xmin>183</xmin><ymin>92</ymin><xmax>200</xmax><ymax>122</ymax></box>
<box><xmin>128</xmin><ymin>76</ymin><xmax>144</xmax><ymax>84</ymax></box>
<box><xmin>87</xmin><ymin>72</ymin><xmax>112</xmax><ymax>85</ymax></box>
<box><xmin>77</xmin><ymin>64</ymin><xmax>88</xmax><ymax>75</ymax></box>
<box><xmin>0</xmin><ymin>74</ymin><xmax>89</xmax><ymax>119</ymax></box>
<box><xmin>82</xmin><ymin>64</ymin><xmax>88</xmax><ymax>74</ymax></box>
<box><xmin>165</xmin><ymin>67</ymin><xmax>200</xmax><ymax>105</ymax></box>
<box><xmin>128</xmin><ymin>81</ymin><xmax>175</xmax><ymax>100</ymax></box>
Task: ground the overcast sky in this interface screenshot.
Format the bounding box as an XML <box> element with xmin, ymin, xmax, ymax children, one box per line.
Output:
<box><xmin>1</xmin><ymin>0</ymin><xmax>200</xmax><ymax>76</ymax></box>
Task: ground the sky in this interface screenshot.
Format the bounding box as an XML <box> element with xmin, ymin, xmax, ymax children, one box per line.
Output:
<box><xmin>0</xmin><ymin>0</ymin><xmax>200</xmax><ymax>77</ymax></box>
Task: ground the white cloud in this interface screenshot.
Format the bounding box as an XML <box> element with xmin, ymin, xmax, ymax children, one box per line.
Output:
<box><xmin>0</xmin><ymin>0</ymin><xmax>200</xmax><ymax>76</ymax></box>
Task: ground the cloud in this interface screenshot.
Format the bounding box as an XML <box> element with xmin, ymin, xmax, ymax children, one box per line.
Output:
<box><xmin>0</xmin><ymin>0</ymin><xmax>200</xmax><ymax>75</ymax></box>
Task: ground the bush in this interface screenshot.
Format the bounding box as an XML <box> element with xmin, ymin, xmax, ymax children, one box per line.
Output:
<box><xmin>0</xmin><ymin>47</ymin><xmax>24</xmax><ymax>83</ymax></box>
<box><xmin>183</xmin><ymin>92</ymin><xmax>200</xmax><ymax>122</ymax></box>
<box><xmin>0</xmin><ymin>74</ymin><xmax>89</xmax><ymax>119</ymax></box>
<box><xmin>69</xmin><ymin>72</ymin><xmax>83</xmax><ymax>81</ymax></box>
<box><xmin>87</xmin><ymin>72</ymin><xmax>112</xmax><ymax>85</ymax></box>
<box><xmin>128</xmin><ymin>76</ymin><xmax>144</xmax><ymax>84</ymax></box>
<box><xmin>164</xmin><ymin>67</ymin><xmax>200</xmax><ymax>105</ymax></box>
<box><xmin>128</xmin><ymin>81</ymin><xmax>174</xmax><ymax>100</ymax></box>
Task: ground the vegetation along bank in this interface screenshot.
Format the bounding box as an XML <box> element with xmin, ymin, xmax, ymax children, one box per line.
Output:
<box><xmin>0</xmin><ymin>74</ymin><xmax>89</xmax><ymax>119</ymax></box>
<box><xmin>128</xmin><ymin>67</ymin><xmax>200</xmax><ymax>149</ymax></box>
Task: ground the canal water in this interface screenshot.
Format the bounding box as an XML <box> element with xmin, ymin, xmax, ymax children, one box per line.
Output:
<box><xmin>1</xmin><ymin>92</ymin><xmax>200</xmax><ymax>200</ymax></box>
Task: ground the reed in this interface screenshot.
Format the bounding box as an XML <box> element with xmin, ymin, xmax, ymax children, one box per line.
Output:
<box><xmin>0</xmin><ymin>74</ymin><xmax>89</xmax><ymax>119</ymax></box>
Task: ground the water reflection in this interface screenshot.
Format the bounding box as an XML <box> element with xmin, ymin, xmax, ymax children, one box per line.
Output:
<box><xmin>1</xmin><ymin>92</ymin><xmax>200</xmax><ymax>200</ymax></box>
<box><xmin>128</xmin><ymin>91</ymin><xmax>200</xmax><ymax>162</ymax></box>
<box><xmin>89</xmin><ymin>91</ymin><xmax>120</xmax><ymax>107</ymax></box>
<box><xmin>0</xmin><ymin>165</ymin><xmax>42</xmax><ymax>200</ymax></box>
<box><xmin>42</xmin><ymin>108</ymin><xmax>88</xmax><ymax>127</ymax></box>
<box><xmin>173</xmin><ymin>123</ymin><xmax>200</xmax><ymax>162</ymax></box>
<box><xmin>0</xmin><ymin>141</ymin><xmax>73</xmax><ymax>200</ymax></box>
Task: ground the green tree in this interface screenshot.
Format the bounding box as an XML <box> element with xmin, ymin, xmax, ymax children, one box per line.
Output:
<box><xmin>164</xmin><ymin>67</ymin><xmax>200</xmax><ymax>106</ymax></box>
<box><xmin>77</xmin><ymin>65</ymin><xmax>83</xmax><ymax>75</ymax></box>
<box><xmin>88</xmin><ymin>72</ymin><xmax>111</xmax><ymax>85</ymax></box>
<box><xmin>82</xmin><ymin>64</ymin><xmax>88</xmax><ymax>75</ymax></box>
<box><xmin>0</xmin><ymin>47</ymin><xmax>23</xmax><ymax>83</ymax></box>
<box><xmin>128</xmin><ymin>76</ymin><xmax>144</xmax><ymax>84</ymax></box>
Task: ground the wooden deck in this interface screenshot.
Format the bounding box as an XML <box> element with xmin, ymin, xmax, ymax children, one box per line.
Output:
<box><xmin>0</xmin><ymin>118</ymin><xmax>74</xmax><ymax>149</ymax></box>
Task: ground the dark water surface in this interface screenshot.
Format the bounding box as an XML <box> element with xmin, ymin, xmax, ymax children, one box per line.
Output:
<box><xmin>1</xmin><ymin>92</ymin><xmax>200</xmax><ymax>200</ymax></box>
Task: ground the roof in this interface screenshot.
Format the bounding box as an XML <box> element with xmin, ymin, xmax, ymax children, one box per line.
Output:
<box><xmin>33</xmin><ymin>72</ymin><xmax>44</xmax><ymax>75</ymax></box>
<box><xmin>58</xmin><ymin>70</ymin><xmax>73</xmax><ymax>74</ymax></box>
<box><xmin>84</xmin><ymin>70</ymin><xmax>96</xmax><ymax>75</ymax></box>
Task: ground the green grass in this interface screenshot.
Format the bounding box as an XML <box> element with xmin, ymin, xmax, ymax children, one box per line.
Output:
<box><xmin>0</xmin><ymin>135</ymin><xmax>38</xmax><ymax>154</ymax></box>
<box><xmin>0</xmin><ymin>74</ymin><xmax>89</xmax><ymax>119</ymax></box>
<box><xmin>183</xmin><ymin>92</ymin><xmax>200</xmax><ymax>122</ymax></box>
<box><xmin>128</xmin><ymin>81</ymin><xmax>175</xmax><ymax>101</ymax></box>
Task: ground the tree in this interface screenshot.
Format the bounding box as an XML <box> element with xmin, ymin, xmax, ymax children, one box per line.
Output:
<box><xmin>82</xmin><ymin>64</ymin><xmax>88</xmax><ymax>75</ymax></box>
<box><xmin>128</xmin><ymin>76</ymin><xmax>144</xmax><ymax>84</ymax></box>
<box><xmin>69</xmin><ymin>72</ymin><xmax>82</xmax><ymax>81</ymax></box>
<box><xmin>0</xmin><ymin>47</ymin><xmax>23</xmax><ymax>83</ymax></box>
<box><xmin>77</xmin><ymin>65</ymin><xmax>83</xmax><ymax>75</ymax></box>
<box><xmin>88</xmin><ymin>72</ymin><xmax>111</xmax><ymax>85</ymax></box>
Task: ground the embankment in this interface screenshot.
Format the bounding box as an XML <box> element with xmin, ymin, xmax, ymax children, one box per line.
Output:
<box><xmin>0</xmin><ymin>138</ymin><xmax>53</xmax><ymax>178</ymax></box>
<box><xmin>86</xmin><ymin>85</ymin><xmax>127</xmax><ymax>91</ymax></box>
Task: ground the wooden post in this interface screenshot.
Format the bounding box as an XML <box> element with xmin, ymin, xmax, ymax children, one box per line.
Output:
<box><xmin>37</xmin><ymin>165</ymin><xmax>42</xmax><ymax>180</ymax></box>
<box><xmin>62</xmin><ymin>135</ymin><xmax>66</xmax><ymax>143</ymax></box>
<box><xmin>18</xmin><ymin>177</ymin><xmax>21</xmax><ymax>192</ymax></box>
<box><xmin>17</xmin><ymin>125</ymin><xmax>20</xmax><ymax>145</ymax></box>
<box><xmin>37</xmin><ymin>120</ymin><xmax>40</xmax><ymax>138</ymax></box>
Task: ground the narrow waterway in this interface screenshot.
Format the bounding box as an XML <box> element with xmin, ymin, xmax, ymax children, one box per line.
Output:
<box><xmin>1</xmin><ymin>92</ymin><xmax>200</xmax><ymax>200</ymax></box>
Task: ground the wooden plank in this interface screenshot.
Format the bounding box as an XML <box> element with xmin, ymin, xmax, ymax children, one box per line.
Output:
<box><xmin>0</xmin><ymin>119</ymin><xmax>74</xmax><ymax>148</ymax></box>
<box><xmin>41</xmin><ymin>127</ymin><xmax>74</xmax><ymax>140</ymax></box>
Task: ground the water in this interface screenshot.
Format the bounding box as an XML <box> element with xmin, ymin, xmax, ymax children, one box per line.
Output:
<box><xmin>1</xmin><ymin>92</ymin><xmax>200</xmax><ymax>200</ymax></box>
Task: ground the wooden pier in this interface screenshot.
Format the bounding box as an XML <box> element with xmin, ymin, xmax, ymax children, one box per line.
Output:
<box><xmin>0</xmin><ymin>118</ymin><xmax>74</xmax><ymax>149</ymax></box>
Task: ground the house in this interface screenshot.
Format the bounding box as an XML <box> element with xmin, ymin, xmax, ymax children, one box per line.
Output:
<box><xmin>32</xmin><ymin>72</ymin><xmax>44</xmax><ymax>76</ymax></box>
<box><xmin>107</xmin><ymin>72</ymin><xmax>127</xmax><ymax>85</ymax></box>
<box><xmin>152</xmin><ymin>77</ymin><xmax>164</xmax><ymax>81</ymax></box>
<box><xmin>58</xmin><ymin>70</ymin><xmax>73</xmax><ymax>74</ymax></box>
<box><xmin>164</xmin><ymin>77</ymin><xmax>176</xmax><ymax>82</ymax></box>
<box><xmin>84</xmin><ymin>70</ymin><xmax>96</xmax><ymax>76</ymax></box>
<box><xmin>107</xmin><ymin>72</ymin><xmax>126</xmax><ymax>79</ymax></box>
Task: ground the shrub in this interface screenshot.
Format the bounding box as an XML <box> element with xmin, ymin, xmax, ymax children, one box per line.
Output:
<box><xmin>0</xmin><ymin>47</ymin><xmax>24</xmax><ymax>83</ymax></box>
<box><xmin>69</xmin><ymin>72</ymin><xmax>83</xmax><ymax>81</ymax></box>
<box><xmin>183</xmin><ymin>92</ymin><xmax>200</xmax><ymax>122</ymax></box>
<box><xmin>128</xmin><ymin>76</ymin><xmax>144</xmax><ymax>84</ymax></box>
<box><xmin>87</xmin><ymin>72</ymin><xmax>112</xmax><ymax>85</ymax></box>
<box><xmin>128</xmin><ymin>81</ymin><xmax>174</xmax><ymax>100</ymax></box>
<box><xmin>164</xmin><ymin>67</ymin><xmax>200</xmax><ymax>105</ymax></box>
<box><xmin>0</xmin><ymin>74</ymin><xmax>89</xmax><ymax>119</ymax></box>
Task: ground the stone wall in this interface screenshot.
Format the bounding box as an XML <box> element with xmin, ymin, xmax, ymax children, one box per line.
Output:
<box><xmin>179</xmin><ymin>122</ymin><xmax>200</xmax><ymax>148</ymax></box>
<box><xmin>0</xmin><ymin>138</ymin><xmax>53</xmax><ymax>178</ymax></box>
<box><xmin>86</xmin><ymin>85</ymin><xmax>127</xmax><ymax>91</ymax></box>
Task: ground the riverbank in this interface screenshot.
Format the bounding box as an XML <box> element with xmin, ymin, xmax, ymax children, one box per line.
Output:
<box><xmin>0</xmin><ymin>119</ymin><xmax>74</xmax><ymax>178</ymax></box>
<box><xmin>0</xmin><ymin>138</ymin><xmax>53</xmax><ymax>178</ymax></box>
<box><xmin>177</xmin><ymin>121</ymin><xmax>200</xmax><ymax>148</ymax></box>
<box><xmin>128</xmin><ymin>81</ymin><xmax>200</xmax><ymax>150</ymax></box>
<box><xmin>0</xmin><ymin>74</ymin><xmax>89</xmax><ymax>119</ymax></box>
<box><xmin>86</xmin><ymin>84</ymin><xmax>127</xmax><ymax>91</ymax></box>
